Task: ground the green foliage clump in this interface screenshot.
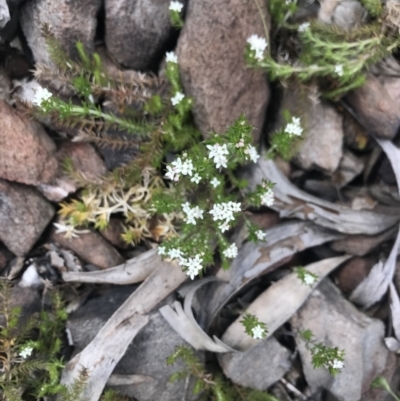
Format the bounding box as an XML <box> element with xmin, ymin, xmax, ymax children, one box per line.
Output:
<box><xmin>300</xmin><ymin>329</ymin><xmax>345</xmax><ymax>377</ymax></box>
<box><xmin>0</xmin><ymin>282</ymin><xmax>68</xmax><ymax>401</ymax></box>
<box><xmin>167</xmin><ymin>345</ymin><xmax>280</xmax><ymax>401</ymax></box>
<box><xmin>240</xmin><ymin>313</ymin><xmax>268</xmax><ymax>339</ymax></box>
<box><xmin>247</xmin><ymin>0</ymin><xmax>400</xmax><ymax>99</ymax></box>
<box><xmin>371</xmin><ymin>376</ymin><xmax>400</xmax><ymax>401</ymax></box>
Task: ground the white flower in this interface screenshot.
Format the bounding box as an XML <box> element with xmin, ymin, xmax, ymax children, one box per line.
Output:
<box><xmin>244</xmin><ymin>145</ymin><xmax>260</xmax><ymax>163</ymax></box>
<box><xmin>330</xmin><ymin>359</ymin><xmax>344</xmax><ymax>369</ymax></box>
<box><xmin>169</xmin><ymin>0</ymin><xmax>184</xmax><ymax>12</ymax></box>
<box><xmin>209</xmin><ymin>201</ymin><xmax>241</xmax><ymax>232</ymax></box>
<box><xmin>190</xmin><ymin>173</ymin><xmax>201</xmax><ymax>184</ymax></box>
<box><xmin>19</xmin><ymin>346</ymin><xmax>33</xmax><ymax>359</ymax></box>
<box><xmin>210</xmin><ymin>177</ymin><xmax>220</xmax><ymax>188</ymax></box>
<box><xmin>181</xmin><ymin>254</ymin><xmax>203</xmax><ymax>280</ymax></box>
<box><xmin>53</xmin><ymin>222</ymin><xmax>89</xmax><ymax>239</ymax></box>
<box><xmin>166</xmin><ymin>51</ymin><xmax>178</xmax><ymax>63</ymax></box>
<box><xmin>168</xmin><ymin>248</ymin><xmax>183</xmax><ymax>260</ymax></box>
<box><xmin>247</xmin><ymin>34</ymin><xmax>268</xmax><ymax>61</ymax></box>
<box><xmin>298</xmin><ymin>22</ymin><xmax>310</xmax><ymax>32</ymax></box>
<box><xmin>171</xmin><ymin>91</ymin><xmax>185</xmax><ymax>106</ymax></box>
<box><xmin>260</xmin><ymin>188</ymin><xmax>274</xmax><ymax>207</ymax></box>
<box><xmin>251</xmin><ymin>325</ymin><xmax>265</xmax><ymax>339</ymax></box>
<box><xmin>182</xmin><ymin>202</ymin><xmax>204</xmax><ymax>225</ymax></box>
<box><xmin>223</xmin><ymin>243</ymin><xmax>238</xmax><ymax>259</ymax></box>
<box><xmin>165</xmin><ymin>157</ymin><xmax>194</xmax><ymax>181</ymax></box>
<box><xmin>284</xmin><ymin>116</ymin><xmax>303</xmax><ymax>136</ymax></box>
<box><xmin>158</xmin><ymin>246</ymin><xmax>166</xmax><ymax>256</ymax></box>
<box><xmin>334</xmin><ymin>64</ymin><xmax>344</xmax><ymax>77</ymax></box>
<box><xmin>304</xmin><ymin>272</ymin><xmax>316</xmax><ymax>285</ymax></box>
<box><xmin>33</xmin><ymin>87</ymin><xmax>52</xmax><ymax>107</ymax></box>
<box><xmin>207</xmin><ymin>143</ymin><xmax>229</xmax><ymax>169</ymax></box>
<box><xmin>256</xmin><ymin>230</ymin><xmax>266</xmax><ymax>240</ymax></box>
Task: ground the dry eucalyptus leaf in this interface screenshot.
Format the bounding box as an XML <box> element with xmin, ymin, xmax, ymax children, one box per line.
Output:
<box><xmin>245</xmin><ymin>158</ymin><xmax>399</xmax><ymax>235</ymax></box>
<box><xmin>62</xmin><ymin>248</ymin><xmax>160</xmax><ymax>284</ymax></box>
<box><xmin>60</xmin><ymin>259</ymin><xmax>187</xmax><ymax>401</ymax></box>
<box><xmin>222</xmin><ymin>255</ymin><xmax>350</xmax><ymax>352</ymax></box>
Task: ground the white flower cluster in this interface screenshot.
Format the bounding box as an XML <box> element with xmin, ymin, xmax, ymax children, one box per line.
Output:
<box><xmin>256</xmin><ymin>230</ymin><xmax>266</xmax><ymax>240</ymax></box>
<box><xmin>207</xmin><ymin>143</ymin><xmax>229</xmax><ymax>169</ymax></box>
<box><xmin>33</xmin><ymin>87</ymin><xmax>52</xmax><ymax>107</ymax></box>
<box><xmin>182</xmin><ymin>202</ymin><xmax>204</xmax><ymax>225</ymax></box>
<box><xmin>260</xmin><ymin>187</ymin><xmax>274</xmax><ymax>207</ymax></box>
<box><xmin>209</xmin><ymin>201</ymin><xmax>241</xmax><ymax>232</ymax></box>
<box><xmin>165</xmin><ymin>157</ymin><xmax>194</xmax><ymax>181</ymax></box>
<box><xmin>169</xmin><ymin>0</ymin><xmax>183</xmax><ymax>12</ymax></box>
<box><xmin>171</xmin><ymin>91</ymin><xmax>185</xmax><ymax>106</ymax></box>
<box><xmin>166</xmin><ymin>51</ymin><xmax>178</xmax><ymax>63</ymax></box>
<box><xmin>19</xmin><ymin>346</ymin><xmax>33</xmax><ymax>359</ymax></box>
<box><xmin>251</xmin><ymin>324</ymin><xmax>265</xmax><ymax>339</ymax></box>
<box><xmin>329</xmin><ymin>359</ymin><xmax>344</xmax><ymax>370</ymax></box>
<box><xmin>303</xmin><ymin>272</ymin><xmax>317</xmax><ymax>285</ymax></box>
<box><xmin>334</xmin><ymin>64</ymin><xmax>344</xmax><ymax>77</ymax></box>
<box><xmin>223</xmin><ymin>243</ymin><xmax>238</xmax><ymax>259</ymax></box>
<box><xmin>247</xmin><ymin>34</ymin><xmax>268</xmax><ymax>61</ymax></box>
<box><xmin>298</xmin><ymin>22</ymin><xmax>310</xmax><ymax>32</ymax></box>
<box><xmin>158</xmin><ymin>246</ymin><xmax>204</xmax><ymax>280</ymax></box>
<box><xmin>284</xmin><ymin>116</ymin><xmax>303</xmax><ymax>137</ymax></box>
<box><xmin>244</xmin><ymin>145</ymin><xmax>260</xmax><ymax>163</ymax></box>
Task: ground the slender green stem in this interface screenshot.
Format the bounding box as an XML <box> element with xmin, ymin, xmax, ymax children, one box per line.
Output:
<box><xmin>253</xmin><ymin>0</ymin><xmax>270</xmax><ymax>56</ymax></box>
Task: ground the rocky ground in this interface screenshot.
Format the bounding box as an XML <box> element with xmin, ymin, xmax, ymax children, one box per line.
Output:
<box><xmin>1</xmin><ymin>0</ymin><xmax>400</xmax><ymax>401</ymax></box>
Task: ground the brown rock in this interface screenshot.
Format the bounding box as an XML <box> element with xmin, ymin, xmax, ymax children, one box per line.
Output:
<box><xmin>0</xmin><ymin>244</ymin><xmax>13</xmax><ymax>271</ymax></box>
<box><xmin>20</xmin><ymin>0</ymin><xmax>102</xmax><ymax>65</ymax></box>
<box><xmin>0</xmin><ymin>100</ymin><xmax>58</xmax><ymax>185</ymax></box>
<box><xmin>50</xmin><ymin>228</ymin><xmax>124</xmax><ymax>269</ymax></box>
<box><xmin>334</xmin><ymin>257</ymin><xmax>375</xmax><ymax>294</ymax></box>
<box><xmin>38</xmin><ymin>141</ymin><xmax>107</xmax><ymax>202</ymax></box>
<box><xmin>248</xmin><ymin>211</ymin><xmax>280</xmax><ymax>230</ymax></box>
<box><xmin>345</xmin><ymin>75</ymin><xmax>400</xmax><ymax>140</ymax></box>
<box><xmin>342</xmin><ymin>112</ymin><xmax>370</xmax><ymax>151</ymax></box>
<box><xmin>105</xmin><ymin>0</ymin><xmax>185</xmax><ymax>70</ymax></box>
<box><xmin>176</xmin><ymin>0</ymin><xmax>269</xmax><ymax>141</ymax></box>
<box><xmin>0</xmin><ymin>180</ymin><xmax>55</xmax><ymax>256</ymax></box>
<box><xmin>99</xmin><ymin>218</ymin><xmax>129</xmax><ymax>250</ymax></box>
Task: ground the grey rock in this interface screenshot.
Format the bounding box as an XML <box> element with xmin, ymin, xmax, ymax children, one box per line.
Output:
<box><xmin>319</xmin><ymin>0</ymin><xmax>367</xmax><ymax>29</ymax></box>
<box><xmin>105</xmin><ymin>0</ymin><xmax>185</xmax><ymax>70</ymax></box>
<box><xmin>67</xmin><ymin>286</ymin><xmax>198</xmax><ymax>401</ymax></box>
<box><xmin>218</xmin><ymin>337</ymin><xmax>292</xmax><ymax>390</ymax></box>
<box><xmin>291</xmin><ymin>280</ymin><xmax>388</xmax><ymax>401</ymax></box>
<box><xmin>0</xmin><ymin>180</ymin><xmax>54</xmax><ymax>256</ymax></box>
<box><xmin>279</xmin><ymin>87</ymin><xmax>343</xmax><ymax>173</ymax></box>
<box><xmin>176</xmin><ymin>0</ymin><xmax>269</xmax><ymax>141</ymax></box>
<box><xmin>19</xmin><ymin>0</ymin><xmax>102</xmax><ymax>65</ymax></box>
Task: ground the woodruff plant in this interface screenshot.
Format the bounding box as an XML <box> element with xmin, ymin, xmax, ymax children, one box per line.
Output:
<box><xmin>247</xmin><ymin>0</ymin><xmax>400</xmax><ymax>99</ymax></box>
<box><xmin>31</xmin><ymin>30</ymin><xmax>277</xmax><ymax>281</ymax></box>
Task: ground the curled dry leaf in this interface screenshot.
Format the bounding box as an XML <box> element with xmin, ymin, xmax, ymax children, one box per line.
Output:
<box><xmin>62</xmin><ymin>248</ymin><xmax>160</xmax><ymax>285</ymax></box>
<box><xmin>159</xmin><ymin>278</ymin><xmax>235</xmax><ymax>353</ymax></box>
<box><xmin>390</xmin><ymin>282</ymin><xmax>400</xmax><ymax>342</ymax></box>
<box><xmin>245</xmin><ymin>158</ymin><xmax>399</xmax><ymax>235</ymax></box>
<box><xmin>350</xmin><ymin>227</ymin><xmax>400</xmax><ymax>308</ymax></box>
